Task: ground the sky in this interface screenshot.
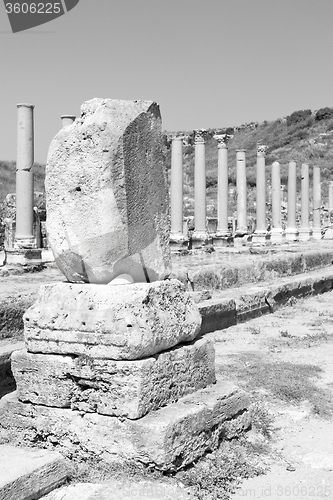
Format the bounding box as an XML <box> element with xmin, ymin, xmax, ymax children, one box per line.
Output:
<box><xmin>1</xmin><ymin>0</ymin><xmax>333</xmax><ymax>163</ymax></box>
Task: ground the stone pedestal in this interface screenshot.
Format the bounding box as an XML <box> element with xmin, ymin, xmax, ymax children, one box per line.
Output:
<box><xmin>170</xmin><ymin>137</ymin><xmax>188</xmax><ymax>251</ymax></box>
<box><xmin>192</xmin><ymin>130</ymin><xmax>211</xmax><ymax>248</ymax></box>
<box><xmin>1</xmin><ymin>280</ymin><xmax>250</xmax><ymax>470</ymax></box>
<box><xmin>312</xmin><ymin>166</ymin><xmax>322</xmax><ymax>240</ymax></box>
<box><xmin>235</xmin><ymin>150</ymin><xmax>247</xmax><ymax>236</ymax></box>
<box><xmin>299</xmin><ymin>163</ymin><xmax>312</xmax><ymax>241</ymax></box>
<box><xmin>270</xmin><ymin>161</ymin><xmax>284</xmax><ymax>243</ymax></box>
<box><xmin>4</xmin><ymin>248</ymin><xmax>42</xmax><ymax>265</ymax></box>
<box><xmin>285</xmin><ymin>160</ymin><xmax>299</xmax><ymax>242</ymax></box>
<box><xmin>252</xmin><ymin>145</ymin><xmax>268</xmax><ymax>244</ymax></box>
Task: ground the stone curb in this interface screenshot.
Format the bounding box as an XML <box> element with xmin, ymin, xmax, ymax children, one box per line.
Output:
<box><xmin>198</xmin><ymin>267</ymin><xmax>333</xmax><ymax>334</ymax></box>
<box><xmin>174</xmin><ymin>247</ymin><xmax>333</xmax><ymax>292</ymax></box>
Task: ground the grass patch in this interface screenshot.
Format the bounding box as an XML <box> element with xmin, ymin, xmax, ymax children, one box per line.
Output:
<box><xmin>218</xmin><ymin>353</ymin><xmax>333</xmax><ymax>418</ymax></box>
<box><xmin>175</xmin><ymin>437</ymin><xmax>268</xmax><ymax>499</ymax></box>
<box><xmin>173</xmin><ymin>403</ymin><xmax>274</xmax><ymax>499</ymax></box>
<box><xmin>69</xmin><ymin>457</ymin><xmax>164</xmax><ymax>484</ymax></box>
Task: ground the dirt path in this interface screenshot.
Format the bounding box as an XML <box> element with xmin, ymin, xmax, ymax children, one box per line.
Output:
<box><xmin>205</xmin><ymin>291</ymin><xmax>333</xmax><ymax>499</ymax></box>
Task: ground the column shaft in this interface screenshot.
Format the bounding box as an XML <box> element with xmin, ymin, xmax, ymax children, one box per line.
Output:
<box><xmin>217</xmin><ymin>146</ymin><xmax>228</xmax><ymax>234</ymax></box>
<box><xmin>286</xmin><ymin>161</ymin><xmax>298</xmax><ymax>241</ymax></box>
<box><xmin>329</xmin><ymin>181</ymin><xmax>333</xmax><ymax>213</ymax></box>
<box><xmin>15</xmin><ymin>104</ymin><xmax>34</xmax><ymax>242</ymax></box>
<box><xmin>299</xmin><ymin>163</ymin><xmax>311</xmax><ymax>240</ymax></box>
<box><xmin>236</xmin><ymin>150</ymin><xmax>247</xmax><ymax>234</ymax></box>
<box><xmin>256</xmin><ymin>154</ymin><xmax>266</xmax><ymax>231</ymax></box>
<box><xmin>193</xmin><ymin>130</ymin><xmax>208</xmax><ymax>241</ymax></box>
<box><xmin>170</xmin><ymin>137</ymin><xmax>185</xmax><ymax>240</ymax></box>
<box><xmin>271</xmin><ymin>161</ymin><xmax>283</xmax><ymax>243</ymax></box>
<box><xmin>312</xmin><ymin>166</ymin><xmax>321</xmax><ymax>239</ymax></box>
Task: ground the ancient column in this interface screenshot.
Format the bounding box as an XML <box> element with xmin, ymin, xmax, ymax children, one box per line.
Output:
<box><xmin>324</xmin><ymin>180</ymin><xmax>333</xmax><ymax>239</ymax></box>
<box><xmin>170</xmin><ymin>136</ymin><xmax>188</xmax><ymax>250</ymax></box>
<box><xmin>299</xmin><ymin>163</ymin><xmax>311</xmax><ymax>241</ymax></box>
<box><xmin>285</xmin><ymin>160</ymin><xmax>299</xmax><ymax>241</ymax></box>
<box><xmin>270</xmin><ymin>161</ymin><xmax>284</xmax><ymax>243</ymax></box>
<box><xmin>192</xmin><ymin>129</ymin><xmax>210</xmax><ymax>247</ymax></box>
<box><xmin>61</xmin><ymin>115</ymin><xmax>76</xmax><ymax>127</ymax></box>
<box><xmin>253</xmin><ymin>144</ymin><xmax>268</xmax><ymax>244</ymax></box>
<box><xmin>15</xmin><ymin>103</ymin><xmax>35</xmax><ymax>246</ymax></box>
<box><xmin>235</xmin><ymin>149</ymin><xmax>247</xmax><ymax>239</ymax></box>
<box><xmin>329</xmin><ymin>181</ymin><xmax>333</xmax><ymax>213</ymax></box>
<box><xmin>213</xmin><ymin>134</ymin><xmax>232</xmax><ymax>247</ymax></box>
<box><xmin>312</xmin><ymin>166</ymin><xmax>321</xmax><ymax>240</ymax></box>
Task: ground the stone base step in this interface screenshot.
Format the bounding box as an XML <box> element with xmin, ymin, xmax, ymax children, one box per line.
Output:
<box><xmin>0</xmin><ymin>445</ymin><xmax>68</xmax><ymax>500</ymax></box>
<box><xmin>0</xmin><ymin>380</ymin><xmax>250</xmax><ymax>471</ymax></box>
<box><xmin>42</xmin><ymin>479</ymin><xmax>191</xmax><ymax>500</ymax></box>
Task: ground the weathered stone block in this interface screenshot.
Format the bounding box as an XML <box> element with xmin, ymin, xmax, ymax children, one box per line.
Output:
<box><xmin>0</xmin><ymin>445</ymin><xmax>68</xmax><ymax>500</ymax></box>
<box><xmin>24</xmin><ymin>280</ymin><xmax>202</xmax><ymax>360</ymax></box>
<box><xmin>46</xmin><ymin>98</ymin><xmax>170</xmax><ymax>284</ymax></box>
<box><xmin>12</xmin><ymin>337</ymin><xmax>215</xmax><ymax>419</ymax></box>
<box><xmin>0</xmin><ymin>382</ymin><xmax>250</xmax><ymax>470</ymax></box>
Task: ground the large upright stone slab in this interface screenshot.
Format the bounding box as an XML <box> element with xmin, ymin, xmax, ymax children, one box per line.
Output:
<box><xmin>24</xmin><ymin>280</ymin><xmax>202</xmax><ymax>360</ymax></box>
<box><xmin>46</xmin><ymin>98</ymin><xmax>170</xmax><ymax>284</ymax></box>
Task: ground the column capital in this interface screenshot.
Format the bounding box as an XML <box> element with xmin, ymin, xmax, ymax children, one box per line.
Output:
<box><xmin>329</xmin><ymin>181</ymin><xmax>333</xmax><ymax>186</ymax></box>
<box><xmin>61</xmin><ymin>114</ymin><xmax>76</xmax><ymax>121</ymax></box>
<box><xmin>193</xmin><ymin>129</ymin><xmax>206</xmax><ymax>144</ymax></box>
<box><xmin>17</xmin><ymin>103</ymin><xmax>35</xmax><ymax>109</ymax></box>
<box><xmin>171</xmin><ymin>135</ymin><xmax>185</xmax><ymax>141</ymax></box>
<box><xmin>213</xmin><ymin>134</ymin><xmax>233</xmax><ymax>149</ymax></box>
<box><xmin>257</xmin><ymin>144</ymin><xmax>268</xmax><ymax>157</ymax></box>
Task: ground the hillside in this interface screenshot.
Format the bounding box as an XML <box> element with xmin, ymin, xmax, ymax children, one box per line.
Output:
<box><xmin>1</xmin><ymin>107</ymin><xmax>333</xmax><ymax>220</ymax></box>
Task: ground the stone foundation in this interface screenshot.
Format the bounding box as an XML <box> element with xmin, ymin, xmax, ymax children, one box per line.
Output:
<box><xmin>0</xmin><ymin>382</ymin><xmax>250</xmax><ymax>470</ymax></box>
<box><xmin>0</xmin><ymin>278</ymin><xmax>252</xmax><ymax>470</ymax></box>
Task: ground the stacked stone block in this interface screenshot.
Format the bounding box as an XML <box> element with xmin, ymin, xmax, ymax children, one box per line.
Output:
<box><xmin>13</xmin><ymin>280</ymin><xmax>214</xmax><ymax>420</ymax></box>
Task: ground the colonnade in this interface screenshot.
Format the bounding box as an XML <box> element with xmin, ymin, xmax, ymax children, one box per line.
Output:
<box><xmin>5</xmin><ymin>107</ymin><xmax>333</xmax><ymax>260</ymax></box>
<box><xmin>170</xmin><ymin>131</ymin><xmax>331</xmax><ymax>250</ymax></box>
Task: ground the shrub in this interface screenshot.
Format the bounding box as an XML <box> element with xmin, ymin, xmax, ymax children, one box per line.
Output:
<box><xmin>315</xmin><ymin>107</ymin><xmax>333</xmax><ymax>121</ymax></box>
<box><xmin>326</xmin><ymin>119</ymin><xmax>333</xmax><ymax>132</ymax></box>
<box><xmin>294</xmin><ymin>129</ymin><xmax>308</xmax><ymax>140</ymax></box>
<box><xmin>206</xmin><ymin>174</ymin><xmax>217</xmax><ymax>188</ymax></box>
<box><xmin>286</xmin><ymin>109</ymin><xmax>312</xmax><ymax>127</ymax></box>
<box><xmin>183</xmin><ymin>145</ymin><xmax>194</xmax><ymax>156</ymax></box>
